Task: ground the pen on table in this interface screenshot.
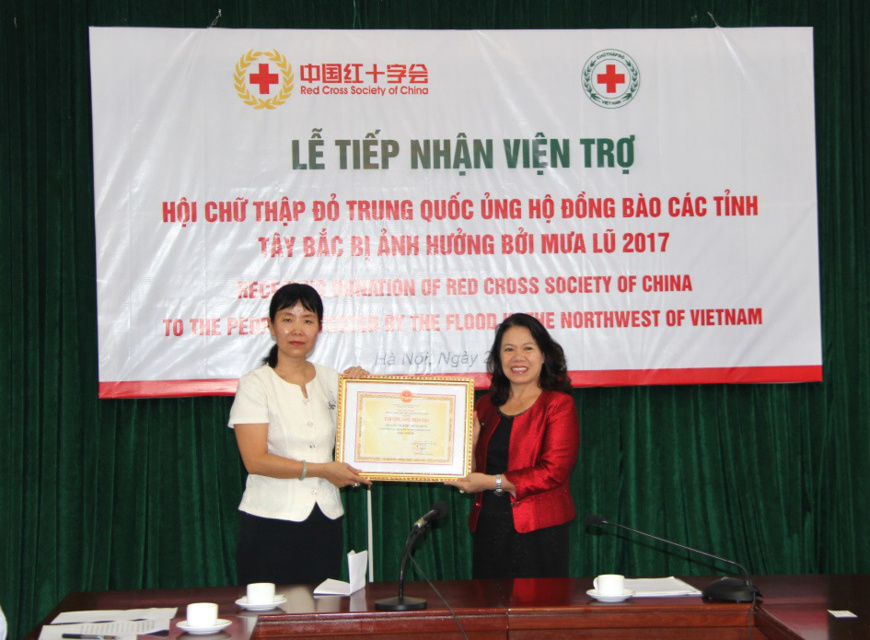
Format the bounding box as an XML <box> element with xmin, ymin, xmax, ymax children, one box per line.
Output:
<box><xmin>61</xmin><ymin>634</ymin><xmax>119</xmax><ymax>640</ymax></box>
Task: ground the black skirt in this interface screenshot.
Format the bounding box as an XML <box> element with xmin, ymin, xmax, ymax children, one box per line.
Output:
<box><xmin>236</xmin><ymin>505</ymin><xmax>343</xmax><ymax>585</ymax></box>
<box><xmin>472</xmin><ymin>493</ymin><xmax>570</xmax><ymax>579</ymax></box>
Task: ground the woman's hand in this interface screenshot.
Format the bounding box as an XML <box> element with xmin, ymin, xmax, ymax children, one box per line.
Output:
<box><xmin>445</xmin><ymin>472</ymin><xmax>495</xmax><ymax>494</ymax></box>
<box><xmin>343</xmin><ymin>366</ymin><xmax>370</xmax><ymax>377</ymax></box>
<box><xmin>446</xmin><ymin>471</ymin><xmax>516</xmax><ymax>496</ymax></box>
<box><xmin>313</xmin><ymin>461</ymin><xmax>372</xmax><ymax>488</ymax></box>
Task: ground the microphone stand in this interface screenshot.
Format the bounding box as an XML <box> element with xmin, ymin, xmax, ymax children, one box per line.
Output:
<box><xmin>587</xmin><ymin>515</ymin><xmax>761</xmax><ymax>603</ymax></box>
<box><xmin>375</xmin><ymin>525</ymin><xmax>429</xmax><ymax>610</ymax></box>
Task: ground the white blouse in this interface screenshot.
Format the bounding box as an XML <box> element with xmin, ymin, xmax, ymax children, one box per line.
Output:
<box><xmin>228</xmin><ymin>363</ymin><xmax>343</xmax><ymax>521</ymax></box>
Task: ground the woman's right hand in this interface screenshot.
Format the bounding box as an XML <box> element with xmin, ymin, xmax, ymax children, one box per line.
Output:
<box><xmin>314</xmin><ymin>461</ymin><xmax>372</xmax><ymax>488</ymax></box>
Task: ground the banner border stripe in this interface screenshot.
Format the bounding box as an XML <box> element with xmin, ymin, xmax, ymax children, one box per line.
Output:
<box><xmin>98</xmin><ymin>365</ymin><xmax>823</xmax><ymax>398</ymax></box>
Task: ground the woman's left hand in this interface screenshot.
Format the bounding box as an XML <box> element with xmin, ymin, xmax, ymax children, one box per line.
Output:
<box><xmin>445</xmin><ymin>472</ymin><xmax>494</xmax><ymax>494</ymax></box>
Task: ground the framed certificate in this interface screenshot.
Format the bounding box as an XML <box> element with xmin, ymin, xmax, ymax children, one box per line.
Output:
<box><xmin>336</xmin><ymin>375</ymin><xmax>475</xmax><ymax>482</ymax></box>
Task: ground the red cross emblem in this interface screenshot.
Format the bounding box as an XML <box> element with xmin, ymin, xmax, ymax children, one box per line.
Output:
<box><xmin>249</xmin><ymin>63</ymin><xmax>279</xmax><ymax>94</ymax></box>
<box><xmin>583</xmin><ymin>50</ymin><xmax>640</xmax><ymax>109</ymax></box>
<box><xmin>596</xmin><ymin>64</ymin><xmax>626</xmax><ymax>94</ymax></box>
<box><xmin>235</xmin><ymin>49</ymin><xmax>294</xmax><ymax>110</ymax></box>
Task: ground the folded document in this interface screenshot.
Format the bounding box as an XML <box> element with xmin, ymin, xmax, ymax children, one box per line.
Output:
<box><xmin>314</xmin><ymin>550</ymin><xmax>368</xmax><ymax>596</ymax></box>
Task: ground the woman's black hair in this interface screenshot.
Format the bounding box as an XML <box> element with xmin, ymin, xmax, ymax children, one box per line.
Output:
<box><xmin>262</xmin><ymin>283</ymin><xmax>324</xmax><ymax>367</ymax></box>
<box><xmin>486</xmin><ymin>313</ymin><xmax>573</xmax><ymax>406</ymax></box>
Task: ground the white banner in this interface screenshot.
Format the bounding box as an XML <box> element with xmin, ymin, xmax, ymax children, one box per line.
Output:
<box><xmin>89</xmin><ymin>27</ymin><xmax>821</xmax><ymax>398</ymax></box>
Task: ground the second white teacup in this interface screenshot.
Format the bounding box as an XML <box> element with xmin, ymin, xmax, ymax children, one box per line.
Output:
<box><xmin>186</xmin><ymin>602</ymin><xmax>219</xmax><ymax>628</ymax></box>
<box><xmin>247</xmin><ymin>582</ymin><xmax>276</xmax><ymax>605</ymax></box>
<box><xmin>593</xmin><ymin>573</ymin><xmax>625</xmax><ymax>596</ymax></box>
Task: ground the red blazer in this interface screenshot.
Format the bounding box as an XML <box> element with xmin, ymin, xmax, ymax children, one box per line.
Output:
<box><xmin>469</xmin><ymin>390</ymin><xmax>580</xmax><ymax>534</ymax></box>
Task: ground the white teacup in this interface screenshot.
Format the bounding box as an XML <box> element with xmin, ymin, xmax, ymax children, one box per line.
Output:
<box><xmin>593</xmin><ymin>574</ymin><xmax>625</xmax><ymax>596</ymax></box>
<box><xmin>186</xmin><ymin>602</ymin><xmax>219</xmax><ymax>628</ymax></box>
<box><xmin>246</xmin><ymin>582</ymin><xmax>276</xmax><ymax>605</ymax></box>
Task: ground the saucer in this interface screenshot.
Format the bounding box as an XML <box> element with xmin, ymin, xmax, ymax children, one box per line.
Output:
<box><xmin>177</xmin><ymin>618</ymin><xmax>232</xmax><ymax>634</ymax></box>
<box><xmin>235</xmin><ymin>594</ymin><xmax>287</xmax><ymax>611</ymax></box>
<box><xmin>587</xmin><ymin>588</ymin><xmax>634</xmax><ymax>603</ymax></box>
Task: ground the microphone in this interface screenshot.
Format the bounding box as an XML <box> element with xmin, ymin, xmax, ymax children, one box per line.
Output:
<box><xmin>586</xmin><ymin>514</ymin><xmax>761</xmax><ymax>603</ymax></box>
<box><xmin>413</xmin><ymin>501</ymin><xmax>449</xmax><ymax>529</ymax></box>
<box><xmin>376</xmin><ymin>502</ymin><xmax>451</xmax><ymax>611</ymax></box>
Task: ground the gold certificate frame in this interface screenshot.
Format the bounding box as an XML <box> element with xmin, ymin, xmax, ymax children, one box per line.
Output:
<box><xmin>336</xmin><ymin>375</ymin><xmax>475</xmax><ymax>482</ymax></box>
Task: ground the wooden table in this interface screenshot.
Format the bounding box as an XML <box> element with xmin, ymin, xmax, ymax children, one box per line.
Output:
<box><xmin>253</xmin><ymin>580</ymin><xmax>507</xmax><ymax>639</ymax></box>
<box><xmin>26</xmin><ymin>575</ymin><xmax>870</xmax><ymax>639</ymax></box>
<box><xmin>26</xmin><ymin>580</ymin><xmax>508</xmax><ymax>640</ymax></box>
<box><xmin>752</xmin><ymin>575</ymin><xmax>870</xmax><ymax>640</ymax></box>
<box><xmin>503</xmin><ymin>576</ymin><xmax>760</xmax><ymax>639</ymax></box>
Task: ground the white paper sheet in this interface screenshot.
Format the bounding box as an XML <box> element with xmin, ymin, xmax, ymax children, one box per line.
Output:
<box><xmin>41</xmin><ymin>608</ymin><xmax>176</xmax><ymax>640</ymax></box>
<box><xmin>625</xmin><ymin>576</ymin><xmax>702</xmax><ymax>597</ymax></box>
<box><xmin>38</xmin><ymin>619</ymin><xmax>168</xmax><ymax>640</ymax></box>
<box><xmin>314</xmin><ymin>550</ymin><xmax>368</xmax><ymax>596</ymax></box>
<box><xmin>51</xmin><ymin>608</ymin><xmax>176</xmax><ymax>623</ymax></box>
<box><xmin>828</xmin><ymin>610</ymin><xmax>858</xmax><ymax>618</ymax></box>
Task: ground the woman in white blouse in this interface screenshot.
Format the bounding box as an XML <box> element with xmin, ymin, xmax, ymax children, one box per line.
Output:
<box><xmin>229</xmin><ymin>283</ymin><xmax>371</xmax><ymax>585</ymax></box>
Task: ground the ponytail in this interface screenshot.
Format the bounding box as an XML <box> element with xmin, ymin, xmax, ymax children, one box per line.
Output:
<box><xmin>261</xmin><ymin>344</ymin><xmax>278</xmax><ymax>368</ymax></box>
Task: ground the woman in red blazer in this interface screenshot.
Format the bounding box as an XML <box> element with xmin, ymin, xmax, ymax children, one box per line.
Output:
<box><xmin>447</xmin><ymin>313</ymin><xmax>580</xmax><ymax>578</ymax></box>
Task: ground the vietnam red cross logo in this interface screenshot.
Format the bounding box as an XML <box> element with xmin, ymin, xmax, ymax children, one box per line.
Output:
<box><xmin>234</xmin><ymin>49</ymin><xmax>295</xmax><ymax>109</ymax></box>
<box><xmin>582</xmin><ymin>50</ymin><xmax>640</xmax><ymax>109</ymax></box>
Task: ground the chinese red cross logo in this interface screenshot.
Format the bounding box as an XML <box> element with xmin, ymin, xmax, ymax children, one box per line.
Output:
<box><xmin>249</xmin><ymin>63</ymin><xmax>279</xmax><ymax>94</ymax></box>
<box><xmin>234</xmin><ymin>50</ymin><xmax>295</xmax><ymax>110</ymax></box>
